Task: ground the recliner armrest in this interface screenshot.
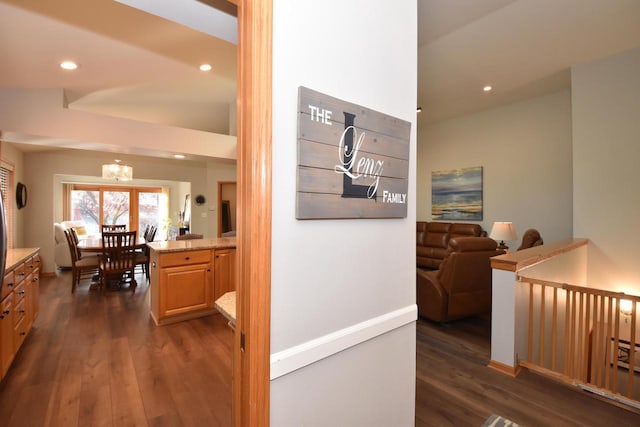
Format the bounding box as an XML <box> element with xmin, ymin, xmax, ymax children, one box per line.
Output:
<box><xmin>416</xmin><ymin>268</ymin><xmax>449</xmax><ymax>322</ymax></box>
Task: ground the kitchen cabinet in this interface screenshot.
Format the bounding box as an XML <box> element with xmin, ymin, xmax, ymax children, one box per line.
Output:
<box><xmin>147</xmin><ymin>238</ymin><xmax>236</xmax><ymax>326</ymax></box>
<box><xmin>26</xmin><ymin>255</ymin><xmax>41</xmax><ymax>324</ymax></box>
<box><xmin>0</xmin><ymin>248</ymin><xmax>40</xmax><ymax>381</ymax></box>
<box><xmin>214</xmin><ymin>248</ymin><xmax>236</xmax><ymax>301</ymax></box>
<box><xmin>158</xmin><ymin>250</ymin><xmax>212</xmax><ymax>318</ymax></box>
<box><xmin>0</xmin><ymin>291</ymin><xmax>13</xmax><ymax>378</ymax></box>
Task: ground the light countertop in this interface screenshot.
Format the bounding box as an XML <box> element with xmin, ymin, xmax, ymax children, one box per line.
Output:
<box><xmin>147</xmin><ymin>237</ymin><xmax>236</xmax><ymax>253</ymax></box>
<box><xmin>215</xmin><ymin>291</ymin><xmax>236</xmax><ymax>328</ymax></box>
<box><xmin>6</xmin><ymin>247</ymin><xmax>40</xmax><ymax>271</ymax></box>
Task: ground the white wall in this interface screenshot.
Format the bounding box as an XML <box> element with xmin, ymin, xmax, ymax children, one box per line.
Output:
<box><xmin>270</xmin><ymin>1</ymin><xmax>416</xmax><ymax>425</ymax></box>
<box><xmin>417</xmin><ymin>91</ymin><xmax>574</xmax><ymax>246</ymax></box>
<box><xmin>20</xmin><ymin>147</ymin><xmax>234</xmax><ymax>273</ymax></box>
<box><xmin>572</xmin><ymin>46</ymin><xmax>640</xmax><ymax>292</ymax></box>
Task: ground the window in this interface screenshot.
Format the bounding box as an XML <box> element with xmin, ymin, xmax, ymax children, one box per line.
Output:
<box><xmin>66</xmin><ymin>184</ymin><xmax>166</xmax><ymax>240</ymax></box>
<box><xmin>0</xmin><ymin>161</ymin><xmax>14</xmax><ymax>249</ymax></box>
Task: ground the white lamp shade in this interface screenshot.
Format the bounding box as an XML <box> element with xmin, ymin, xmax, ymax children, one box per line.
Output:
<box><xmin>102</xmin><ymin>163</ymin><xmax>132</xmax><ymax>181</ymax></box>
<box><xmin>489</xmin><ymin>221</ymin><xmax>517</xmax><ymax>242</ymax></box>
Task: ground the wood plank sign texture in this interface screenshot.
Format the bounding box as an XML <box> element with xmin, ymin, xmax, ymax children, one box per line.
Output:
<box><xmin>297</xmin><ymin>86</ymin><xmax>411</xmax><ymax>219</ymax></box>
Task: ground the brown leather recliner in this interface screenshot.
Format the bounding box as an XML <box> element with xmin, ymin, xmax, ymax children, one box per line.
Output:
<box><xmin>416</xmin><ymin>221</ymin><xmax>485</xmax><ymax>270</ymax></box>
<box><xmin>517</xmin><ymin>229</ymin><xmax>543</xmax><ymax>251</ymax></box>
<box><xmin>416</xmin><ymin>237</ymin><xmax>505</xmax><ymax>322</ymax></box>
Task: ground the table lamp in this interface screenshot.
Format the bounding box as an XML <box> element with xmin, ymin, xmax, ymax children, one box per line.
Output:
<box><xmin>490</xmin><ymin>221</ymin><xmax>517</xmax><ymax>251</ymax></box>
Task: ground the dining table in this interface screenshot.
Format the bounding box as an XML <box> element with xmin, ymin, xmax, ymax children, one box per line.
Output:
<box><xmin>77</xmin><ymin>235</ymin><xmax>149</xmax><ymax>290</ymax></box>
<box><xmin>77</xmin><ymin>236</ymin><xmax>148</xmax><ymax>252</ymax></box>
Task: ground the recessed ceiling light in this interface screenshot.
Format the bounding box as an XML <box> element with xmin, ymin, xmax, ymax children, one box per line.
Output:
<box><xmin>60</xmin><ymin>61</ymin><xmax>78</xmax><ymax>70</ymax></box>
<box><xmin>483</xmin><ymin>85</ymin><xmax>493</xmax><ymax>92</ymax></box>
<box><xmin>199</xmin><ymin>64</ymin><xmax>212</xmax><ymax>72</ymax></box>
<box><xmin>173</xmin><ymin>154</ymin><xmax>185</xmax><ymax>159</ymax></box>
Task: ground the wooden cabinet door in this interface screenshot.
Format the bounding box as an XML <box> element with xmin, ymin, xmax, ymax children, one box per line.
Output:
<box><xmin>31</xmin><ymin>272</ymin><xmax>40</xmax><ymax>322</ymax></box>
<box><xmin>26</xmin><ymin>256</ymin><xmax>40</xmax><ymax>324</ymax></box>
<box><xmin>214</xmin><ymin>249</ymin><xmax>236</xmax><ymax>301</ymax></box>
<box><xmin>24</xmin><ymin>273</ymin><xmax>33</xmax><ymax>331</ymax></box>
<box><xmin>159</xmin><ymin>263</ymin><xmax>212</xmax><ymax>318</ymax></box>
<box><xmin>0</xmin><ymin>296</ymin><xmax>14</xmax><ymax>378</ymax></box>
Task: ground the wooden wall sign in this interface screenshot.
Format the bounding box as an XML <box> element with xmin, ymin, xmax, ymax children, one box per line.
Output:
<box><xmin>297</xmin><ymin>87</ymin><xmax>411</xmax><ymax>219</ymax></box>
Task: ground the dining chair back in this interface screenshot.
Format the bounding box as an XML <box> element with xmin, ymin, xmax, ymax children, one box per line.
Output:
<box><xmin>100</xmin><ymin>231</ymin><xmax>138</xmax><ymax>291</ymax></box>
<box><xmin>102</xmin><ymin>224</ymin><xmax>127</xmax><ymax>233</ymax></box>
<box><xmin>142</xmin><ymin>224</ymin><xmax>151</xmax><ymax>241</ymax></box>
<box><xmin>64</xmin><ymin>229</ymin><xmax>100</xmax><ymax>293</ymax></box>
<box><xmin>147</xmin><ymin>226</ymin><xmax>157</xmax><ymax>242</ymax></box>
<box><xmin>69</xmin><ymin>227</ymin><xmax>82</xmax><ymax>259</ymax></box>
<box><xmin>137</xmin><ymin>225</ymin><xmax>158</xmax><ymax>279</ymax></box>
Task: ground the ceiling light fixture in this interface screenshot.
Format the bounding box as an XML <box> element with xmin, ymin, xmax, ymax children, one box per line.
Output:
<box><xmin>417</xmin><ymin>107</ymin><xmax>422</xmax><ymax>113</ymax></box>
<box><xmin>483</xmin><ymin>85</ymin><xmax>493</xmax><ymax>92</ymax></box>
<box><xmin>60</xmin><ymin>61</ymin><xmax>78</xmax><ymax>70</ymax></box>
<box><xmin>102</xmin><ymin>159</ymin><xmax>132</xmax><ymax>181</ymax></box>
<box><xmin>199</xmin><ymin>64</ymin><xmax>212</xmax><ymax>72</ymax></box>
<box><xmin>173</xmin><ymin>154</ymin><xmax>185</xmax><ymax>159</ymax></box>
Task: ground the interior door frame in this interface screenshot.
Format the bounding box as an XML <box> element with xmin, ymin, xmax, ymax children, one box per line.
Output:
<box><xmin>230</xmin><ymin>0</ymin><xmax>272</xmax><ymax>425</ymax></box>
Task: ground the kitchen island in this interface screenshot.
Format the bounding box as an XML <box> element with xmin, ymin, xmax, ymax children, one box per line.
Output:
<box><xmin>147</xmin><ymin>237</ymin><xmax>236</xmax><ymax>325</ymax></box>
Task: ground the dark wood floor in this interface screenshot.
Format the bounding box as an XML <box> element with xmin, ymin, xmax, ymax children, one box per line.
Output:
<box><xmin>415</xmin><ymin>315</ymin><xmax>640</xmax><ymax>426</ymax></box>
<box><xmin>6</xmin><ymin>272</ymin><xmax>640</xmax><ymax>426</ymax></box>
<box><xmin>0</xmin><ymin>271</ymin><xmax>233</xmax><ymax>427</ymax></box>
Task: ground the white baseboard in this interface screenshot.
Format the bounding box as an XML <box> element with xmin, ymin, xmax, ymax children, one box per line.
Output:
<box><xmin>270</xmin><ymin>304</ymin><xmax>417</xmax><ymax>380</ymax></box>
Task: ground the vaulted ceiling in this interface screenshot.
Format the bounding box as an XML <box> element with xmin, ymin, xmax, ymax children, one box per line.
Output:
<box><xmin>2</xmin><ymin>0</ymin><xmax>640</xmax><ymax>155</ymax></box>
<box><xmin>0</xmin><ymin>0</ymin><xmax>236</xmax><ymax>138</ymax></box>
<box><xmin>417</xmin><ymin>0</ymin><xmax>640</xmax><ymax>125</ymax></box>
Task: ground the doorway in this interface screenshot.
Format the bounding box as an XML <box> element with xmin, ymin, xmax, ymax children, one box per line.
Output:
<box><xmin>218</xmin><ymin>181</ymin><xmax>237</xmax><ymax>236</ymax></box>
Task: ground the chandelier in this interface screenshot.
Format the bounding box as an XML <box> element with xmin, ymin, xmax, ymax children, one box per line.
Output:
<box><xmin>102</xmin><ymin>159</ymin><xmax>133</xmax><ymax>181</ymax></box>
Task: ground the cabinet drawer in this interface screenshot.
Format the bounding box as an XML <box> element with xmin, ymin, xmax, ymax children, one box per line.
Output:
<box><xmin>13</xmin><ymin>298</ymin><xmax>25</xmax><ymax>327</ymax></box>
<box><xmin>13</xmin><ymin>281</ymin><xmax>26</xmax><ymax>305</ymax></box>
<box><xmin>1</xmin><ymin>271</ymin><xmax>14</xmax><ymax>301</ymax></box>
<box><xmin>13</xmin><ymin>264</ymin><xmax>27</xmax><ymax>284</ymax></box>
<box><xmin>25</xmin><ymin>256</ymin><xmax>36</xmax><ymax>273</ymax></box>
<box><xmin>159</xmin><ymin>250</ymin><xmax>211</xmax><ymax>268</ymax></box>
<box><xmin>13</xmin><ymin>315</ymin><xmax>27</xmax><ymax>351</ymax></box>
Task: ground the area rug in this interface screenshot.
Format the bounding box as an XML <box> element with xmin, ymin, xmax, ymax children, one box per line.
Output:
<box><xmin>482</xmin><ymin>414</ymin><xmax>521</xmax><ymax>427</ymax></box>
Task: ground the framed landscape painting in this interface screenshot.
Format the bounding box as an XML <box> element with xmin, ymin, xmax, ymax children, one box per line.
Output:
<box><xmin>431</xmin><ymin>166</ymin><xmax>483</xmax><ymax>220</ymax></box>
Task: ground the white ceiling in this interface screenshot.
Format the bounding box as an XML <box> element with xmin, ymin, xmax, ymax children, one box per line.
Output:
<box><xmin>2</xmin><ymin>0</ymin><xmax>640</xmax><ymax>156</ymax></box>
<box><xmin>0</xmin><ymin>0</ymin><xmax>237</xmax><ymax>150</ymax></box>
<box><xmin>417</xmin><ymin>0</ymin><xmax>640</xmax><ymax>124</ymax></box>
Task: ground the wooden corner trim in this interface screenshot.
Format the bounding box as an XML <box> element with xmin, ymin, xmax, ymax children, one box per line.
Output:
<box><xmin>488</xmin><ymin>360</ymin><xmax>521</xmax><ymax>377</ymax></box>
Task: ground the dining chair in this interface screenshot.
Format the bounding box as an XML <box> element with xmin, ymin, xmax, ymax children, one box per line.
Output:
<box><xmin>148</xmin><ymin>226</ymin><xmax>157</xmax><ymax>242</ymax></box>
<box><xmin>68</xmin><ymin>227</ymin><xmax>81</xmax><ymax>258</ymax></box>
<box><xmin>138</xmin><ymin>226</ymin><xmax>157</xmax><ymax>280</ymax></box>
<box><xmin>100</xmin><ymin>231</ymin><xmax>138</xmax><ymax>291</ymax></box>
<box><xmin>175</xmin><ymin>233</ymin><xmax>204</xmax><ymax>240</ymax></box>
<box><xmin>137</xmin><ymin>225</ymin><xmax>158</xmax><ymax>280</ymax></box>
<box><xmin>142</xmin><ymin>224</ymin><xmax>151</xmax><ymax>241</ymax></box>
<box><xmin>134</xmin><ymin>225</ymin><xmax>158</xmax><ymax>280</ymax></box>
<box><xmin>69</xmin><ymin>226</ymin><xmax>96</xmax><ymax>260</ymax></box>
<box><xmin>101</xmin><ymin>224</ymin><xmax>127</xmax><ymax>233</ymax></box>
<box><xmin>64</xmin><ymin>229</ymin><xmax>100</xmax><ymax>293</ymax></box>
